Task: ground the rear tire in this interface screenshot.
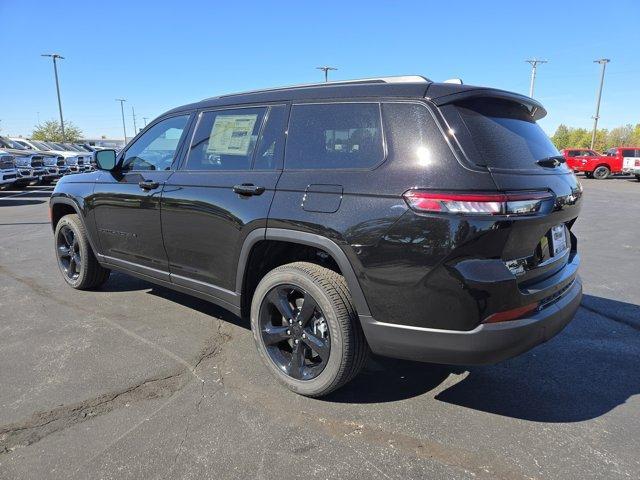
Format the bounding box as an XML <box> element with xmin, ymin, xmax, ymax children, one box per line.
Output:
<box><xmin>251</xmin><ymin>262</ymin><xmax>368</xmax><ymax>397</ymax></box>
<box><xmin>592</xmin><ymin>165</ymin><xmax>610</xmax><ymax>180</ymax></box>
<box><xmin>635</xmin><ymin>174</ymin><xmax>640</xmax><ymax>182</ymax></box>
<box><xmin>54</xmin><ymin>214</ymin><xmax>110</xmax><ymax>289</ymax></box>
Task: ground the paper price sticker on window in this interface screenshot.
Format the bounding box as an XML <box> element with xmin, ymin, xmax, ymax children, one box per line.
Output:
<box><xmin>207</xmin><ymin>114</ymin><xmax>258</xmax><ymax>156</ymax></box>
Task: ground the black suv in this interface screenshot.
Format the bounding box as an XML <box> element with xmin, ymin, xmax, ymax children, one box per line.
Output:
<box><xmin>50</xmin><ymin>76</ymin><xmax>582</xmax><ymax>396</ymax></box>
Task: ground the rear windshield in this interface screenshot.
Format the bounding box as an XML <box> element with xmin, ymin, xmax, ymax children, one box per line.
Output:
<box><xmin>449</xmin><ymin>98</ymin><xmax>560</xmax><ymax>170</ymax></box>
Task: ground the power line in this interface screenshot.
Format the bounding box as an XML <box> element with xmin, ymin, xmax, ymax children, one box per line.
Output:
<box><xmin>591</xmin><ymin>58</ymin><xmax>611</xmax><ymax>149</ymax></box>
<box><xmin>316</xmin><ymin>66</ymin><xmax>337</xmax><ymax>82</ymax></box>
<box><xmin>525</xmin><ymin>59</ymin><xmax>548</xmax><ymax>98</ymax></box>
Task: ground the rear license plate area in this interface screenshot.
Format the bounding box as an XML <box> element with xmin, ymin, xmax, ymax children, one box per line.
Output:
<box><xmin>550</xmin><ymin>224</ymin><xmax>567</xmax><ymax>256</ymax></box>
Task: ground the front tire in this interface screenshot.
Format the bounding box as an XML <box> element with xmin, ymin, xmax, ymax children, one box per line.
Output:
<box><xmin>54</xmin><ymin>214</ymin><xmax>110</xmax><ymax>289</ymax></box>
<box><xmin>251</xmin><ymin>262</ymin><xmax>368</xmax><ymax>397</ymax></box>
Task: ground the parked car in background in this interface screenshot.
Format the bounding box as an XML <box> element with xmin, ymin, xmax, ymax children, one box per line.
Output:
<box><xmin>560</xmin><ymin>148</ymin><xmax>620</xmax><ymax>179</ymax></box>
<box><xmin>0</xmin><ymin>136</ymin><xmax>48</xmax><ymax>186</ymax></box>
<box><xmin>10</xmin><ymin>138</ymin><xmax>69</xmax><ymax>184</ymax></box>
<box><xmin>0</xmin><ymin>151</ymin><xmax>19</xmax><ymax>189</ymax></box>
<box><xmin>28</xmin><ymin>140</ymin><xmax>89</xmax><ymax>173</ymax></box>
<box><xmin>11</xmin><ymin>138</ymin><xmax>83</xmax><ymax>174</ymax></box>
<box><xmin>609</xmin><ymin>147</ymin><xmax>640</xmax><ymax>181</ymax></box>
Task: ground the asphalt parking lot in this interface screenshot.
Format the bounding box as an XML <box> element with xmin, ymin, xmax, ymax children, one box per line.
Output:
<box><xmin>0</xmin><ymin>177</ymin><xmax>639</xmax><ymax>480</ymax></box>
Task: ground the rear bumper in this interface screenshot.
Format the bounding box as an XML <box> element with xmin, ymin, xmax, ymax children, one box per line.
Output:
<box><xmin>360</xmin><ymin>276</ymin><xmax>582</xmax><ymax>365</ymax></box>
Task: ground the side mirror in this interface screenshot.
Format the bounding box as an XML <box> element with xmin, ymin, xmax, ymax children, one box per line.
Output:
<box><xmin>95</xmin><ymin>149</ymin><xmax>117</xmax><ymax>171</ymax></box>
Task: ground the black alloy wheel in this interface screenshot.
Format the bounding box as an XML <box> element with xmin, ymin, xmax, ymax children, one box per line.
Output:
<box><xmin>259</xmin><ymin>285</ymin><xmax>331</xmax><ymax>381</ymax></box>
<box><xmin>57</xmin><ymin>225</ymin><xmax>81</xmax><ymax>281</ymax></box>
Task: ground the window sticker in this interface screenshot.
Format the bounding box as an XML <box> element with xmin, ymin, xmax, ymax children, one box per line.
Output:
<box><xmin>207</xmin><ymin>114</ymin><xmax>258</xmax><ymax>156</ymax></box>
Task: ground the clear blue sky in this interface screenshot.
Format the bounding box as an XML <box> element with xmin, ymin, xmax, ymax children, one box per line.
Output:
<box><xmin>1</xmin><ymin>0</ymin><xmax>638</xmax><ymax>139</ymax></box>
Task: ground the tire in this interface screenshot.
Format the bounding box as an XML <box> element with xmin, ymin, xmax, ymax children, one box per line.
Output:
<box><xmin>635</xmin><ymin>175</ymin><xmax>640</xmax><ymax>182</ymax></box>
<box><xmin>54</xmin><ymin>214</ymin><xmax>110</xmax><ymax>289</ymax></box>
<box><xmin>592</xmin><ymin>165</ymin><xmax>610</xmax><ymax>180</ymax></box>
<box><xmin>584</xmin><ymin>172</ymin><xmax>593</xmax><ymax>179</ymax></box>
<box><xmin>251</xmin><ymin>261</ymin><xmax>368</xmax><ymax>397</ymax></box>
<box><xmin>12</xmin><ymin>181</ymin><xmax>29</xmax><ymax>189</ymax></box>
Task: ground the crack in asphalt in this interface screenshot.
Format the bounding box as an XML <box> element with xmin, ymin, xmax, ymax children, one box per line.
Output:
<box><xmin>0</xmin><ymin>371</ymin><xmax>189</xmax><ymax>454</ymax></box>
<box><xmin>0</xmin><ymin>266</ymin><xmax>233</xmax><ymax>455</ymax></box>
<box><xmin>0</xmin><ymin>324</ymin><xmax>231</xmax><ymax>455</ymax></box>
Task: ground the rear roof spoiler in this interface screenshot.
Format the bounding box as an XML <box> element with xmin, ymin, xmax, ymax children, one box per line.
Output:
<box><xmin>428</xmin><ymin>88</ymin><xmax>547</xmax><ymax>120</ymax></box>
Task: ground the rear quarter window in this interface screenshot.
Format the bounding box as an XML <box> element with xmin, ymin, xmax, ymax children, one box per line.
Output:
<box><xmin>285</xmin><ymin>103</ymin><xmax>384</xmax><ymax>170</ymax></box>
<box><xmin>444</xmin><ymin>97</ymin><xmax>562</xmax><ymax>171</ymax></box>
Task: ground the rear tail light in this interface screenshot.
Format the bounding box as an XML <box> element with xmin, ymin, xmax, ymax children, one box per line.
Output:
<box><xmin>483</xmin><ymin>301</ymin><xmax>540</xmax><ymax>324</ymax></box>
<box><xmin>635</xmin><ymin>159</ymin><xmax>640</xmax><ymax>167</ymax></box>
<box><xmin>403</xmin><ymin>190</ymin><xmax>553</xmax><ymax>216</ymax></box>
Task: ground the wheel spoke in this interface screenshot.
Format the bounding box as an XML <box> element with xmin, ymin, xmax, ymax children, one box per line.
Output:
<box><xmin>72</xmin><ymin>253</ymin><xmax>82</xmax><ymax>272</ymax></box>
<box><xmin>302</xmin><ymin>332</ymin><xmax>330</xmax><ymax>361</ymax></box>
<box><xmin>58</xmin><ymin>245</ymin><xmax>71</xmax><ymax>259</ymax></box>
<box><xmin>268</xmin><ymin>289</ymin><xmax>295</xmax><ymax>321</ymax></box>
<box><xmin>287</xmin><ymin>343</ymin><xmax>306</xmax><ymax>379</ymax></box>
<box><xmin>68</xmin><ymin>257</ymin><xmax>76</xmax><ymax>276</ymax></box>
<box><xmin>262</xmin><ymin>324</ymin><xmax>290</xmax><ymax>345</ymax></box>
<box><xmin>61</xmin><ymin>228</ymin><xmax>74</xmax><ymax>247</ymax></box>
<box><xmin>296</xmin><ymin>292</ymin><xmax>317</xmax><ymax>326</ymax></box>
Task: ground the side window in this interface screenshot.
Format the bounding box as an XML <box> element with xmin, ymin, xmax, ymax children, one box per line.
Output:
<box><xmin>253</xmin><ymin>105</ymin><xmax>287</xmax><ymax>170</ymax></box>
<box><xmin>622</xmin><ymin>149</ymin><xmax>636</xmax><ymax>157</ymax></box>
<box><xmin>285</xmin><ymin>103</ymin><xmax>384</xmax><ymax>170</ymax></box>
<box><xmin>186</xmin><ymin>107</ymin><xmax>266</xmax><ymax>170</ymax></box>
<box><xmin>568</xmin><ymin>150</ymin><xmax>580</xmax><ymax>157</ymax></box>
<box><xmin>122</xmin><ymin>115</ymin><xmax>190</xmax><ymax>171</ymax></box>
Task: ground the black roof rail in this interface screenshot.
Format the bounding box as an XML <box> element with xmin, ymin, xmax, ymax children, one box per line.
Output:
<box><xmin>203</xmin><ymin>75</ymin><xmax>432</xmax><ymax>101</ymax></box>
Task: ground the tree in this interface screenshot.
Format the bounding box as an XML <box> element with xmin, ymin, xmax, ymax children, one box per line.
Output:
<box><xmin>551</xmin><ymin>124</ymin><xmax>571</xmax><ymax>150</ymax></box>
<box><xmin>607</xmin><ymin>124</ymin><xmax>634</xmax><ymax>147</ymax></box>
<box><xmin>31</xmin><ymin>120</ymin><xmax>83</xmax><ymax>142</ymax></box>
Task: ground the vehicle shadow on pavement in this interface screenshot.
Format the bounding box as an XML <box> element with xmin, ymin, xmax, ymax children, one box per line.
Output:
<box><xmin>101</xmin><ymin>272</ymin><xmax>249</xmax><ymax>329</ymax></box>
<box><xmin>434</xmin><ymin>296</ymin><xmax>640</xmax><ymax>422</ymax></box>
<box><xmin>324</xmin><ymin>356</ymin><xmax>458</xmax><ymax>403</ymax></box>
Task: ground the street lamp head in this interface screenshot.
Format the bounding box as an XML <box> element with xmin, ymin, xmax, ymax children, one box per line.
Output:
<box><xmin>41</xmin><ymin>53</ymin><xmax>65</xmax><ymax>60</ymax></box>
<box><xmin>594</xmin><ymin>58</ymin><xmax>611</xmax><ymax>64</ymax></box>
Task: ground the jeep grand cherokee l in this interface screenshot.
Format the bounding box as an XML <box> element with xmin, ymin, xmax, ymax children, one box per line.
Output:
<box><xmin>50</xmin><ymin>76</ymin><xmax>582</xmax><ymax>396</ymax></box>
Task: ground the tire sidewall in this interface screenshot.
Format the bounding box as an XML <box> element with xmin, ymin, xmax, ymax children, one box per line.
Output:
<box><xmin>251</xmin><ymin>268</ymin><xmax>346</xmax><ymax>396</ymax></box>
<box><xmin>54</xmin><ymin>216</ymin><xmax>90</xmax><ymax>289</ymax></box>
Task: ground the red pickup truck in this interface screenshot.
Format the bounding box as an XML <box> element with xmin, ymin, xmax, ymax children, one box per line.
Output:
<box><xmin>561</xmin><ymin>148</ymin><xmax>619</xmax><ymax>179</ymax></box>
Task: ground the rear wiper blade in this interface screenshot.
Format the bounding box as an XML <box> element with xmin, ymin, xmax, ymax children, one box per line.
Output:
<box><xmin>536</xmin><ymin>155</ymin><xmax>566</xmax><ymax>167</ymax></box>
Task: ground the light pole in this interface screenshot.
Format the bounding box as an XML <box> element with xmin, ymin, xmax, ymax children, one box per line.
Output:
<box><xmin>116</xmin><ymin>99</ymin><xmax>127</xmax><ymax>144</ymax></box>
<box><xmin>591</xmin><ymin>58</ymin><xmax>610</xmax><ymax>150</ymax></box>
<box><xmin>143</xmin><ymin>117</ymin><xmax>148</xmax><ymax>127</ymax></box>
<box><xmin>316</xmin><ymin>66</ymin><xmax>337</xmax><ymax>82</ymax></box>
<box><xmin>131</xmin><ymin>106</ymin><xmax>138</xmax><ymax>134</ymax></box>
<box><xmin>525</xmin><ymin>59</ymin><xmax>547</xmax><ymax>98</ymax></box>
<box><xmin>41</xmin><ymin>53</ymin><xmax>66</xmax><ymax>139</ymax></box>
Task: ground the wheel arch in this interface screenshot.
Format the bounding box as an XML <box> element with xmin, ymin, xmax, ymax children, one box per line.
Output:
<box><xmin>50</xmin><ymin>197</ymin><xmax>101</xmax><ymax>258</ymax></box>
<box><xmin>236</xmin><ymin>228</ymin><xmax>371</xmax><ymax>317</ymax></box>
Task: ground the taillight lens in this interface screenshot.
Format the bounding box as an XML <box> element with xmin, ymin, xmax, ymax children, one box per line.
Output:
<box><xmin>403</xmin><ymin>190</ymin><xmax>553</xmax><ymax>216</ymax></box>
<box><xmin>635</xmin><ymin>159</ymin><xmax>640</xmax><ymax>167</ymax></box>
<box><xmin>483</xmin><ymin>302</ymin><xmax>540</xmax><ymax>324</ymax></box>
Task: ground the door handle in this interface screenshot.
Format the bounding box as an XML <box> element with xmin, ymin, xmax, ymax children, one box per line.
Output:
<box><xmin>139</xmin><ymin>180</ymin><xmax>160</xmax><ymax>190</ymax></box>
<box><xmin>233</xmin><ymin>183</ymin><xmax>265</xmax><ymax>196</ymax></box>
